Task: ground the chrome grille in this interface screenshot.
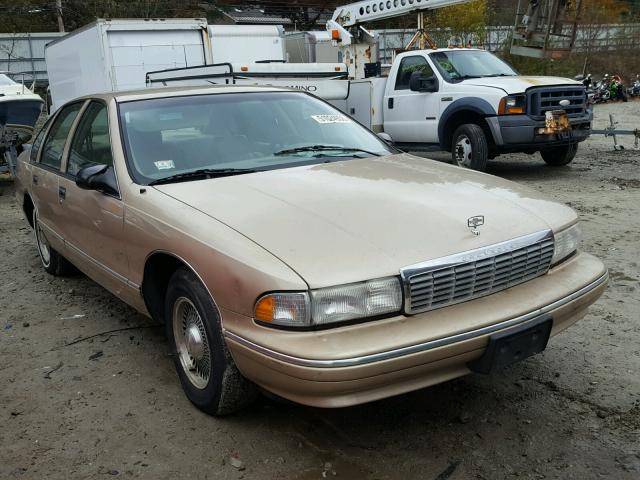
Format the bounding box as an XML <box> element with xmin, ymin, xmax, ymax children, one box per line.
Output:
<box><xmin>528</xmin><ymin>86</ymin><xmax>587</xmax><ymax>119</ymax></box>
<box><xmin>401</xmin><ymin>231</ymin><xmax>554</xmax><ymax>315</ymax></box>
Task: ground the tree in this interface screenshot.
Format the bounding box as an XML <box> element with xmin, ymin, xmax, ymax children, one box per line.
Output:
<box><xmin>432</xmin><ymin>0</ymin><xmax>488</xmax><ymax>45</ymax></box>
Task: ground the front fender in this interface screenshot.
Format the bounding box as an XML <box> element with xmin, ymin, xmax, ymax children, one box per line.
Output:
<box><xmin>438</xmin><ymin>98</ymin><xmax>497</xmax><ymax>149</ymax></box>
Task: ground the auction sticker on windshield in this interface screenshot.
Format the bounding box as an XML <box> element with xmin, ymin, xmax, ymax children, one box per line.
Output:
<box><xmin>154</xmin><ymin>160</ymin><xmax>175</xmax><ymax>170</ymax></box>
<box><xmin>311</xmin><ymin>114</ymin><xmax>351</xmax><ymax>124</ymax></box>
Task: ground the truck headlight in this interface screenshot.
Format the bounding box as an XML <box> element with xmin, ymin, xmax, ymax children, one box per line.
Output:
<box><xmin>254</xmin><ymin>277</ymin><xmax>402</xmax><ymax>328</ymax></box>
<box><xmin>498</xmin><ymin>95</ymin><xmax>526</xmax><ymax>115</ymax></box>
<box><xmin>552</xmin><ymin>223</ymin><xmax>582</xmax><ymax>265</ymax></box>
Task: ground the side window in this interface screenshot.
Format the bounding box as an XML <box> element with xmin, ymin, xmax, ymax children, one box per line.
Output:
<box><xmin>394</xmin><ymin>56</ymin><xmax>435</xmax><ymax>91</ymax></box>
<box><xmin>67</xmin><ymin>102</ymin><xmax>113</xmax><ymax>177</ymax></box>
<box><xmin>40</xmin><ymin>103</ymin><xmax>83</xmax><ymax>169</ymax></box>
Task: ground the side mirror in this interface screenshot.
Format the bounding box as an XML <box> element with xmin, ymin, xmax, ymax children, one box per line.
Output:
<box><xmin>76</xmin><ymin>164</ymin><xmax>118</xmax><ymax>196</ymax></box>
<box><xmin>377</xmin><ymin>132</ymin><xmax>394</xmax><ymax>145</ymax></box>
<box><xmin>409</xmin><ymin>71</ymin><xmax>439</xmax><ymax>93</ymax></box>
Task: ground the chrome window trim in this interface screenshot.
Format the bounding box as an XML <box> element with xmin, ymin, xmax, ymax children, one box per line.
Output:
<box><xmin>400</xmin><ymin>229</ymin><xmax>554</xmax><ymax>314</ymax></box>
<box><xmin>223</xmin><ymin>271</ymin><xmax>608</xmax><ymax>369</ymax></box>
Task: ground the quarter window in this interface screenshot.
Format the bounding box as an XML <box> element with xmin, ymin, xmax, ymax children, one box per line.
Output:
<box><xmin>39</xmin><ymin>103</ymin><xmax>83</xmax><ymax>169</ymax></box>
<box><xmin>394</xmin><ymin>56</ymin><xmax>434</xmax><ymax>90</ymax></box>
<box><xmin>29</xmin><ymin>121</ymin><xmax>50</xmax><ymax>163</ymax></box>
<box><xmin>67</xmin><ymin>102</ymin><xmax>113</xmax><ymax>177</ymax></box>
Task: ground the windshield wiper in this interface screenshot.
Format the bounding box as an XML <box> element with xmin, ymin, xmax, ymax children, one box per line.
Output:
<box><xmin>274</xmin><ymin>145</ymin><xmax>381</xmax><ymax>157</ymax></box>
<box><xmin>482</xmin><ymin>73</ymin><xmax>516</xmax><ymax>77</ymax></box>
<box><xmin>148</xmin><ymin>168</ymin><xmax>258</xmax><ymax>186</ymax></box>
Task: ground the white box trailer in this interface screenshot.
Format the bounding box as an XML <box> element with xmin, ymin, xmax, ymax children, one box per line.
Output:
<box><xmin>208</xmin><ymin>25</ymin><xmax>286</xmax><ymax>63</ymax></box>
<box><xmin>46</xmin><ymin>18</ymin><xmax>212</xmax><ymax>112</ymax></box>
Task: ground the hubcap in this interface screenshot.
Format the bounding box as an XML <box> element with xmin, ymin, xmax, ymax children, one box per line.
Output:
<box><xmin>35</xmin><ymin>217</ymin><xmax>51</xmax><ymax>267</ymax></box>
<box><xmin>454</xmin><ymin>135</ymin><xmax>473</xmax><ymax>168</ymax></box>
<box><xmin>173</xmin><ymin>297</ymin><xmax>211</xmax><ymax>390</ymax></box>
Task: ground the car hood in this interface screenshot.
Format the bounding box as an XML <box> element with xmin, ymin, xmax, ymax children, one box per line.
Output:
<box><xmin>464</xmin><ymin>76</ymin><xmax>582</xmax><ymax>94</ymax></box>
<box><xmin>154</xmin><ymin>154</ymin><xmax>576</xmax><ymax>288</ymax></box>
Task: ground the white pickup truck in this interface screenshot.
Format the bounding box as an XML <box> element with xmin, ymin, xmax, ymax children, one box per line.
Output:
<box><xmin>344</xmin><ymin>48</ymin><xmax>592</xmax><ymax>170</ymax></box>
<box><xmin>149</xmin><ymin>47</ymin><xmax>591</xmax><ymax>171</ymax></box>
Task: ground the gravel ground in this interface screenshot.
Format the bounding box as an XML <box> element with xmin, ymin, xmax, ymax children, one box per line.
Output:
<box><xmin>1</xmin><ymin>101</ymin><xmax>639</xmax><ymax>480</ymax></box>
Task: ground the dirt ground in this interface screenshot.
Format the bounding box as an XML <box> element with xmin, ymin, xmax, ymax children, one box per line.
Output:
<box><xmin>1</xmin><ymin>101</ymin><xmax>639</xmax><ymax>480</ymax></box>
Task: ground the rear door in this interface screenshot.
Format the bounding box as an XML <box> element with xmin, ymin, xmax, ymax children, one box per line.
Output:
<box><xmin>30</xmin><ymin>101</ymin><xmax>84</xmax><ymax>252</ymax></box>
<box><xmin>57</xmin><ymin>100</ymin><xmax>133</xmax><ymax>301</ymax></box>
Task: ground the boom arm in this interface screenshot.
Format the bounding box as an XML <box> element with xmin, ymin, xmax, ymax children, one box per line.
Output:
<box><xmin>331</xmin><ymin>0</ymin><xmax>474</xmax><ymax>27</ymax></box>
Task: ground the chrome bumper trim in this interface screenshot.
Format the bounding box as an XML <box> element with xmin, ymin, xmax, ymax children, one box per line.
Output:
<box><xmin>223</xmin><ymin>271</ymin><xmax>608</xmax><ymax>369</ymax></box>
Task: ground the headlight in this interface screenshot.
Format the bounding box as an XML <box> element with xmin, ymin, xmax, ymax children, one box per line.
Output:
<box><xmin>498</xmin><ymin>95</ymin><xmax>526</xmax><ymax>115</ymax></box>
<box><xmin>254</xmin><ymin>277</ymin><xmax>402</xmax><ymax>328</ymax></box>
<box><xmin>552</xmin><ymin>223</ymin><xmax>582</xmax><ymax>265</ymax></box>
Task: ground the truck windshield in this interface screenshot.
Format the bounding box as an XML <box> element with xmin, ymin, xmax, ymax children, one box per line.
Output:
<box><xmin>118</xmin><ymin>91</ymin><xmax>393</xmax><ymax>185</ymax></box>
<box><xmin>429</xmin><ymin>51</ymin><xmax>517</xmax><ymax>82</ymax></box>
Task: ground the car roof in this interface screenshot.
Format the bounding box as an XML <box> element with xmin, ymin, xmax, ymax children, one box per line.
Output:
<box><xmin>83</xmin><ymin>84</ymin><xmax>294</xmax><ymax>103</ymax></box>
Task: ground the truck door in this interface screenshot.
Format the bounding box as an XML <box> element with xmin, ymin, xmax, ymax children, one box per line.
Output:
<box><xmin>383</xmin><ymin>55</ymin><xmax>440</xmax><ymax>144</ymax></box>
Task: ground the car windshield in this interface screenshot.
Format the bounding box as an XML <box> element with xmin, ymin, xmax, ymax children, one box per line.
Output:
<box><xmin>118</xmin><ymin>91</ymin><xmax>393</xmax><ymax>185</ymax></box>
<box><xmin>429</xmin><ymin>51</ymin><xmax>518</xmax><ymax>82</ymax></box>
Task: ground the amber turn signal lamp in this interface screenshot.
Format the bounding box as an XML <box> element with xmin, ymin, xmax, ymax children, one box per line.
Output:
<box><xmin>254</xmin><ymin>296</ymin><xmax>274</xmax><ymax>322</ymax></box>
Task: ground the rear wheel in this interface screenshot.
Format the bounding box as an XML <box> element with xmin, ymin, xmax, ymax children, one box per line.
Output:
<box><xmin>33</xmin><ymin>208</ymin><xmax>75</xmax><ymax>276</ymax></box>
<box><xmin>540</xmin><ymin>143</ymin><xmax>578</xmax><ymax>166</ymax></box>
<box><xmin>166</xmin><ymin>267</ymin><xmax>258</xmax><ymax>416</ymax></box>
<box><xmin>452</xmin><ymin>124</ymin><xmax>489</xmax><ymax>171</ymax></box>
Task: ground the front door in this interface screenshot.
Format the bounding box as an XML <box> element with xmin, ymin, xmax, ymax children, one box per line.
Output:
<box><xmin>57</xmin><ymin>101</ymin><xmax>133</xmax><ymax>301</ymax></box>
<box><xmin>383</xmin><ymin>55</ymin><xmax>441</xmax><ymax>144</ymax></box>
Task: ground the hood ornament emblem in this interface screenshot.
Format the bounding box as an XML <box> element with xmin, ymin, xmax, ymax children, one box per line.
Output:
<box><xmin>559</xmin><ymin>99</ymin><xmax>571</xmax><ymax>107</ymax></box>
<box><xmin>468</xmin><ymin>215</ymin><xmax>485</xmax><ymax>236</ymax></box>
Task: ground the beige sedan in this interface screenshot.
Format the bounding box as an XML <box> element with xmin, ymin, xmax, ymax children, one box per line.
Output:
<box><xmin>15</xmin><ymin>86</ymin><xmax>607</xmax><ymax>415</ymax></box>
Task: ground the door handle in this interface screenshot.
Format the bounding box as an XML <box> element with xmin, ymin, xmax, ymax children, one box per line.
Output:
<box><xmin>32</xmin><ymin>174</ymin><xmax>38</xmax><ymax>185</ymax></box>
<box><xmin>58</xmin><ymin>186</ymin><xmax>66</xmax><ymax>200</ymax></box>
<box><xmin>388</xmin><ymin>98</ymin><xmax>394</xmax><ymax>109</ymax></box>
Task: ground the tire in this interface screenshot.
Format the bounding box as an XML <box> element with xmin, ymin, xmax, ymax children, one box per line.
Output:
<box><xmin>165</xmin><ymin>267</ymin><xmax>258</xmax><ymax>416</ymax></box>
<box><xmin>451</xmin><ymin>123</ymin><xmax>489</xmax><ymax>171</ymax></box>
<box><xmin>540</xmin><ymin>143</ymin><xmax>578</xmax><ymax>167</ymax></box>
<box><xmin>33</xmin><ymin>208</ymin><xmax>75</xmax><ymax>276</ymax></box>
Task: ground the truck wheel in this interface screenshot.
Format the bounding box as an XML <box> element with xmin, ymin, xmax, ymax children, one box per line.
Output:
<box><xmin>166</xmin><ymin>267</ymin><xmax>258</xmax><ymax>416</ymax></box>
<box><xmin>540</xmin><ymin>143</ymin><xmax>577</xmax><ymax>166</ymax></box>
<box><xmin>33</xmin><ymin>208</ymin><xmax>75</xmax><ymax>276</ymax></box>
<box><xmin>452</xmin><ymin>124</ymin><xmax>488</xmax><ymax>171</ymax></box>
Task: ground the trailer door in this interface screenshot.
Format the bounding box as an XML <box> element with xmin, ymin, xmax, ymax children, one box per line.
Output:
<box><xmin>107</xmin><ymin>29</ymin><xmax>207</xmax><ymax>91</ymax></box>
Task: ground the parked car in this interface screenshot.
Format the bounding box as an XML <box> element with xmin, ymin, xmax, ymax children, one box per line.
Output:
<box><xmin>15</xmin><ymin>85</ymin><xmax>607</xmax><ymax>415</ymax></box>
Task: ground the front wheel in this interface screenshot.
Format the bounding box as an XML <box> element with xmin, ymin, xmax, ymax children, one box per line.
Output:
<box><xmin>540</xmin><ymin>143</ymin><xmax>578</xmax><ymax>166</ymax></box>
<box><xmin>451</xmin><ymin>123</ymin><xmax>489</xmax><ymax>171</ymax></box>
<box><xmin>166</xmin><ymin>267</ymin><xmax>258</xmax><ymax>416</ymax></box>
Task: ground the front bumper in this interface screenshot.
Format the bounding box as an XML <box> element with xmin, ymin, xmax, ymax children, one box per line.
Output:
<box><xmin>488</xmin><ymin>111</ymin><xmax>592</xmax><ymax>150</ymax></box>
<box><xmin>222</xmin><ymin>252</ymin><xmax>607</xmax><ymax>408</ymax></box>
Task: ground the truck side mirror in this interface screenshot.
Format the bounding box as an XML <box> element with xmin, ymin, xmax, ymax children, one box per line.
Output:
<box><xmin>409</xmin><ymin>71</ymin><xmax>439</xmax><ymax>93</ymax></box>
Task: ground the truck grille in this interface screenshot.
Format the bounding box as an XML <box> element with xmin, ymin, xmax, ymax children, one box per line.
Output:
<box><xmin>528</xmin><ymin>86</ymin><xmax>587</xmax><ymax>120</ymax></box>
<box><xmin>401</xmin><ymin>231</ymin><xmax>554</xmax><ymax>315</ymax></box>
